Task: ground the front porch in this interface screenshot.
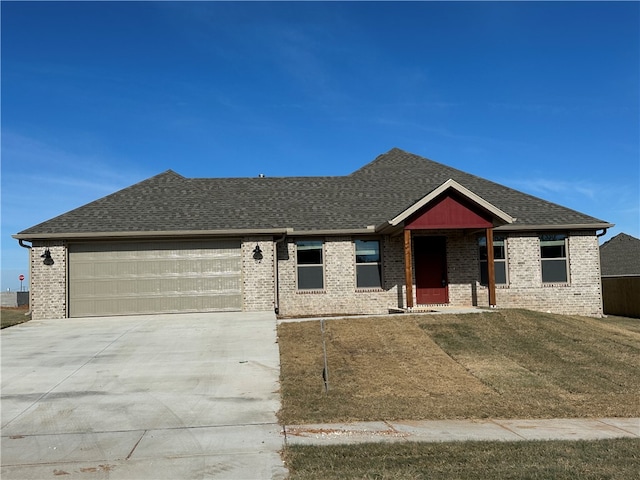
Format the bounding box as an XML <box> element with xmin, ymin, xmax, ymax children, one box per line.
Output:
<box><xmin>381</xmin><ymin>179</ymin><xmax>515</xmax><ymax>311</ymax></box>
<box><xmin>402</xmin><ymin>228</ymin><xmax>499</xmax><ymax>310</ymax></box>
<box><xmin>277</xmin><ymin>178</ymin><xmax>515</xmax><ymax>318</ymax></box>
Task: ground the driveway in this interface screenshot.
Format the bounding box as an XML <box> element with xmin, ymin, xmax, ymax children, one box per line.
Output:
<box><xmin>1</xmin><ymin>312</ymin><xmax>287</xmax><ymax>479</ymax></box>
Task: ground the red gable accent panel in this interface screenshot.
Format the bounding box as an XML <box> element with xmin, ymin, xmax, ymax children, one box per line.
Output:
<box><xmin>405</xmin><ymin>192</ymin><xmax>494</xmax><ymax>230</ymax></box>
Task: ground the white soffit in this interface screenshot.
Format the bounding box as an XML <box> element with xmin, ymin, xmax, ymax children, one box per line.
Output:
<box><xmin>388</xmin><ymin>179</ymin><xmax>515</xmax><ymax>227</ymax></box>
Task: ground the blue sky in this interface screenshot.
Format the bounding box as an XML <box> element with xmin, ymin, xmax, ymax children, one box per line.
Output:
<box><xmin>1</xmin><ymin>1</ymin><xmax>638</xmax><ymax>291</ymax></box>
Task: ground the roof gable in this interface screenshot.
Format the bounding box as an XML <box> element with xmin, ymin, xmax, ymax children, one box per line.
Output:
<box><xmin>388</xmin><ymin>179</ymin><xmax>514</xmax><ymax>230</ymax></box>
<box><xmin>405</xmin><ymin>193</ymin><xmax>493</xmax><ymax>230</ymax></box>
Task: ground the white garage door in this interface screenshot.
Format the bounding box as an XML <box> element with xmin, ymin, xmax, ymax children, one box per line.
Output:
<box><xmin>69</xmin><ymin>239</ymin><xmax>242</xmax><ymax>317</ymax></box>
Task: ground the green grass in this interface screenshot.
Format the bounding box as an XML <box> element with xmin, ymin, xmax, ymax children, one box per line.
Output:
<box><xmin>283</xmin><ymin>438</ymin><xmax>640</xmax><ymax>479</ymax></box>
<box><xmin>0</xmin><ymin>308</ymin><xmax>31</xmax><ymax>329</ymax></box>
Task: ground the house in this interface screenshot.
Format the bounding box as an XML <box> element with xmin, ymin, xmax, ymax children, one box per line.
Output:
<box><xmin>599</xmin><ymin>233</ymin><xmax>640</xmax><ymax>276</ymax></box>
<box><xmin>599</xmin><ymin>233</ymin><xmax>640</xmax><ymax>318</ymax></box>
<box><xmin>14</xmin><ymin>148</ymin><xmax>612</xmax><ymax>320</ymax></box>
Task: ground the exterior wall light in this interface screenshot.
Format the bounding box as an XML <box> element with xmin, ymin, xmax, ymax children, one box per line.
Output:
<box><xmin>41</xmin><ymin>248</ymin><xmax>54</xmax><ymax>266</ymax></box>
<box><xmin>252</xmin><ymin>244</ymin><xmax>263</xmax><ymax>261</ymax></box>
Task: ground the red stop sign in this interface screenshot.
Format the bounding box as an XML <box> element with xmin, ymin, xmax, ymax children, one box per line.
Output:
<box><xmin>19</xmin><ymin>275</ymin><xmax>24</xmax><ymax>281</ymax></box>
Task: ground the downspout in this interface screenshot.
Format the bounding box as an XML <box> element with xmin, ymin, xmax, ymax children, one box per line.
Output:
<box><xmin>18</xmin><ymin>239</ymin><xmax>32</xmax><ymax>315</ymax></box>
<box><xmin>596</xmin><ymin>228</ymin><xmax>609</xmax><ymax>317</ymax></box>
<box><xmin>273</xmin><ymin>234</ymin><xmax>287</xmax><ymax>315</ymax></box>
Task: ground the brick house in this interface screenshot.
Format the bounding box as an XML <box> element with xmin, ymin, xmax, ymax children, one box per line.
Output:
<box><xmin>14</xmin><ymin>148</ymin><xmax>612</xmax><ymax>320</ymax></box>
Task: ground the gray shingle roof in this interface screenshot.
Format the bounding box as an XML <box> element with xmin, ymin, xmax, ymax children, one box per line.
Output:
<box><xmin>15</xmin><ymin>148</ymin><xmax>611</xmax><ymax>238</ymax></box>
<box><xmin>600</xmin><ymin>233</ymin><xmax>640</xmax><ymax>276</ymax></box>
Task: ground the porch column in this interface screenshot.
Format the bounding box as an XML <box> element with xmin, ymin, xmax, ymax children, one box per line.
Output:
<box><xmin>486</xmin><ymin>227</ymin><xmax>497</xmax><ymax>307</ymax></box>
<box><xmin>404</xmin><ymin>229</ymin><xmax>414</xmax><ymax>309</ymax></box>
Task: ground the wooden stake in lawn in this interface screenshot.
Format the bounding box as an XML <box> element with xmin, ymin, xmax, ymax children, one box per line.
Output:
<box><xmin>321</xmin><ymin>319</ymin><xmax>329</xmax><ymax>393</ymax></box>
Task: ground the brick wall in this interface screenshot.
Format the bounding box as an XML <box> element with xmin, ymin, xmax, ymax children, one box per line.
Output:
<box><xmin>273</xmin><ymin>231</ymin><xmax>604</xmax><ymax>317</ymax></box>
<box><xmin>383</xmin><ymin>235</ymin><xmax>407</xmax><ymax>308</ymax></box>
<box><xmin>477</xmin><ymin>232</ymin><xmax>604</xmax><ymax>316</ymax></box>
<box><xmin>30</xmin><ymin>241</ymin><xmax>67</xmax><ymax>320</ymax></box>
<box><xmin>276</xmin><ymin>236</ymin><xmax>403</xmax><ymax>317</ymax></box>
<box><xmin>26</xmin><ymin>230</ymin><xmax>604</xmax><ymax>320</ymax></box>
<box><xmin>445</xmin><ymin>231</ymin><xmax>480</xmax><ymax>306</ymax></box>
<box><xmin>241</xmin><ymin>237</ymin><xmax>275</xmax><ymax>311</ymax></box>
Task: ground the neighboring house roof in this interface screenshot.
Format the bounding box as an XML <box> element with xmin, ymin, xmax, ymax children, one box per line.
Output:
<box><xmin>14</xmin><ymin>148</ymin><xmax>612</xmax><ymax>240</ymax></box>
<box><xmin>600</xmin><ymin>233</ymin><xmax>640</xmax><ymax>276</ymax></box>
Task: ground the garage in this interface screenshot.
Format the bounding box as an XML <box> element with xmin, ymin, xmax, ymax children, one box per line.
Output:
<box><xmin>68</xmin><ymin>239</ymin><xmax>242</xmax><ymax>317</ymax></box>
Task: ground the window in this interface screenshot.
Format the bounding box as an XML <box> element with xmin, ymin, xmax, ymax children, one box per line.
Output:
<box><xmin>479</xmin><ymin>235</ymin><xmax>507</xmax><ymax>285</ymax></box>
<box><xmin>355</xmin><ymin>239</ymin><xmax>382</xmax><ymax>289</ymax></box>
<box><xmin>296</xmin><ymin>240</ymin><xmax>324</xmax><ymax>290</ymax></box>
<box><xmin>540</xmin><ymin>234</ymin><xmax>568</xmax><ymax>283</ymax></box>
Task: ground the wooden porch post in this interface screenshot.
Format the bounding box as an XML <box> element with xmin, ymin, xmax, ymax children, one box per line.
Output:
<box><xmin>486</xmin><ymin>227</ymin><xmax>497</xmax><ymax>307</ymax></box>
<box><xmin>404</xmin><ymin>229</ymin><xmax>414</xmax><ymax>309</ymax></box>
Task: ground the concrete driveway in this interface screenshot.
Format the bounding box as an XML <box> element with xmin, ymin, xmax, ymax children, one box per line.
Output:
<box><xmin>1</xmin><ymin>312</ymin><xmax>288</xmax><ymax>479</ymax></box>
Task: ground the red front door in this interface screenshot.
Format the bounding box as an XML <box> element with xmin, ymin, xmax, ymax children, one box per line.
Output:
<box><xmin>415</xmin><ymin>236</ymin><xmax>449</xmax><ymax>304</ymax></box>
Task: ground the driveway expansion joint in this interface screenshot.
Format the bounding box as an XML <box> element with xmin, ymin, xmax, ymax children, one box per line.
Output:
<box><xmin>489</xmin><ymin>419</ymin><xmax>529</xmax><ymax>440</ymax></box>
<box><xmin>126</xmin><ymin>430</ymin><xmax>147</xmax><ymax>460</ymax></box>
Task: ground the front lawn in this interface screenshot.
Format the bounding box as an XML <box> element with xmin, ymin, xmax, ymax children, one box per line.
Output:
<box><xmin>277</xmin><ymin>310</ymin><xmax>640</xmax><ymax>424</ymax></box>
<box><xmin>283</xmin><ymin>438</ymin><xmax>640</xmax><ymax>480</ymax></box>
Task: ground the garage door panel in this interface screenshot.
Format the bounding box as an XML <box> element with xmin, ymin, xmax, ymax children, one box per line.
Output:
<box><xmin>72</xmin><ymin>293</ymin><xmax>242</xmax><ymax>317</ymax></box>
<box><xmin>69</xmin><ymin>240</ymin><xmax>242</xmax><ymax>317</ymax></box>
<box><xmin>72</xmin><ymin>258</ymin><xmax>241</xmax><ymax>277</ymax></box>
<box><xmin>72</xmin><ymin>275</ymin><xmax>242</xmax><ymax>297</ymax></box>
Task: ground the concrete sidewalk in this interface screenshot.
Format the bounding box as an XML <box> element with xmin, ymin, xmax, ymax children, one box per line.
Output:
<box><xmin>284</xmin><ymin>417</ymin><xmax>640</xmax><ymax>445</ymax></box>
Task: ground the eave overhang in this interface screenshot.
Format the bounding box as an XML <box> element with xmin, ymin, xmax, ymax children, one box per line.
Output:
<box><xmin>12</xmin><ymin>225</ymin><xmax>379</xmax><ymax>242</ymax></box>
<box><xmin>495</xmin><ymin>223</ymin><xmax>614</xmax><ymax>232</ymax></box>
<box><xmin>12</xmin><ymin>228</ymin><xmax>293</xmax><ymax>241</ymax></box>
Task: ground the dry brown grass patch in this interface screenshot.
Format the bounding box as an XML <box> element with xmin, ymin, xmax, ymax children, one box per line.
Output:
<box><xmin>284</xmin><ymin>438</ymin><xmax>640</xmax><ymax>480</ymax></box>
<box><xmin>1</xmin><ymin>306</ymin><xmax>31</xmax><ymax>329</ymax></box>
<box><xmin>278</xmin><ymin>310</ymin><xmax>640</xmax><ymax>424</ymax></box>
